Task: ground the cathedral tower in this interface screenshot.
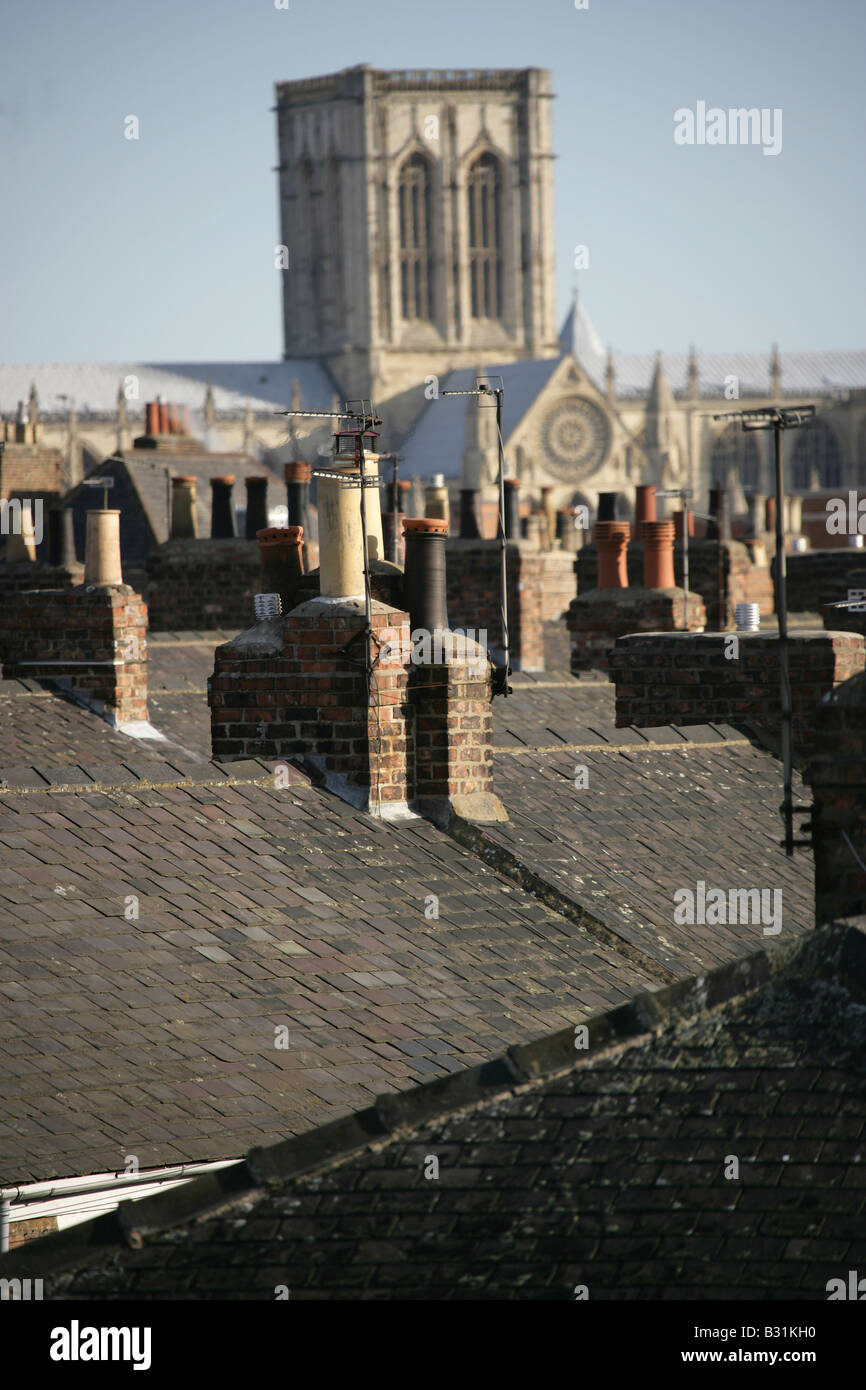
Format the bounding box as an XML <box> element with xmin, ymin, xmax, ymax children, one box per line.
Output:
<box><xmin>274</xmin><ymin>65</ymin><xmax>559</xmax><ymax>438</ymax></box>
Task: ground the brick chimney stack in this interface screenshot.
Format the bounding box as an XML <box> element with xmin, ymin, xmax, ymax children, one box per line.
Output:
<box><xmin>212</xmin><ymin>453</ymin><xmax>415</xmax><ymax>814</ymax></box>
<box><xmin>210</xmin><ymin>464</ymin><xmax>505</xmax><ymax>824</ymax></box>
<box><xmin>402</xmin><ymin>516</ymin><xmax>502</xmax><ymax>825</ymax></box>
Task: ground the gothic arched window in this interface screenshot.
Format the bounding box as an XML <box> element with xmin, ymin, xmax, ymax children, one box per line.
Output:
<box><xmin>299</xmin><ymin>160</ymin><xmax>322</xmax><ymax>326</ymax></box>
<box><xmin>711</xmin><ymin>424</ymin><xmax>761</xmax><ymax>492</ymax></box>
<box><xmin>326</xmin><ymin>157</ymin><xmax>343</xmax><ymax>331</ymax></box>
<box><xmin>399</xmin><ymin>154</ymin><xmax>433</xmax><ymax>321</ymax></box>
<box><xmin>791</xmin><ymin>419</ymin><xmax>842</xmax><ymax>490</ymax></box>
<box><xmin>467</xmin><ymin>153</ymin><xmax>502</xmax><ymax>319</ymax></box>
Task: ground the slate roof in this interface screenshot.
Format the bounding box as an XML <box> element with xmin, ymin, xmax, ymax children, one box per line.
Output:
<box><xmin>75</xmin><ymin>450</ymin><xmax>282</xmax><ymax>535</ymax></box>
<box><xmin>60</xmin><ymin>449</ymin><xmax>288</xmax><ymax>570</ymax></box>
<box><xmin>0</xmin><ymin>635</ymin><xmax>815</xmax><ymax>1189</ymax></box>
<box><xmin>8</xmin><ymin>920</ymin><xmax>865</xmax><ymax>1301</ymax></box>
<box><xmin>559</xmin><ymin>302</ymin><xmax>866</xmax><ymax>400</ymax></box>
<box><xmin>397</xmin><ymin>357</ymin><xmax>564</xmax><ymax>479</ymax></box>
<box><xmin>0</xmin><ymin>362</ymin><xmax>338</xmax><ymax>419</ymax></box>
<box><xmin>0</xmin><ymin>653</ymin><xmax>663</xmax><ymax>1183</ymax></box>
<box><xmin>486</xmin><ymin>673</ymin><xmax>813</xmax><ymax>978</ymax></box>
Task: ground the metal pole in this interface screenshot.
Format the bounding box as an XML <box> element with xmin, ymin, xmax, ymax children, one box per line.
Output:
<box><xmin>716</xmin><ymin>485</ymin><xmax>725</xmax><ymax>631</ymax></box>
<box><xmin>683</xmin><ymin>497</ymin><xmax>690</xmax><ymax>627</ymax></box>
<box><xmin>495</xmin><ymin>389</ymin><xmax>510</xmax><ymax>688</ymax></box>
<box><xmin>391</xmin><ymin>454</ymin><xmax>399</xmax><ymax>565</ymax></box>
<box><xmin>774</xmin><ymin>418</ymin><xmax>794</xmax><ymax>856</ymax></box>
<box><xmin>356</xmin><ymin>433</ymin><xmax>373</xmax><ymax>640</ymax></box>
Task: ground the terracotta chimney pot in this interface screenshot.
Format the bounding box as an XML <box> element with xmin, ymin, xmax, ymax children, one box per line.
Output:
<box><xmin>594</xmin><ymin>520</ymin><xmax>630</xmax><ymax>589</ymax></box>
<box><xmin>673</xmin><ymin>509</ymin><xmax>695</xmax><ymax>540</ymax></box>
<box><xmin>635</xmin><ymin>484</ymin><xmax>657</xmax><ymax>536</ymax></box>
<box><xmin>257</xmin><ymin>525</ymin><xmax>305</xmax><ymax>613</ymax></box>
<box><xmin>642</xmin><ymin>519</ymin><xmax>676</xmax><ymax>589</ymax></box>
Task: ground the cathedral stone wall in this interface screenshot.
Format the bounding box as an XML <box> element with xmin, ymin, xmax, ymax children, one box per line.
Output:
<box><xmin>275</xmin><ymin>66</ymin><xmax>559</xmax><ymax>424</ymax></box>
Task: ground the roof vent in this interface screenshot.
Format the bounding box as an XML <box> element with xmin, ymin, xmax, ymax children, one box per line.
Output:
<box><xmin>253</xmin><ymin>592</ymin><xmax>282</xmax><ymax>621</ymax></box>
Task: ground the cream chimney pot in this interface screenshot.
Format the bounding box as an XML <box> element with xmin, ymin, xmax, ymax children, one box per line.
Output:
<box><xmin>318</xmin><ymin>470</ymin><xmax>366</xmax><ymax>598</ymax></box>
<box><xmin>84</xmin><ymin>510</ymin><xmax>124</xmax><ymax>586</ymax></box>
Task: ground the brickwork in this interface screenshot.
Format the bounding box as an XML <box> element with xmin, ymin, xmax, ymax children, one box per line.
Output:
<box><xmin>782</xmin><ymin>548</ymin><xmax>866</xmax><ymax>615</ymax></box>
<box><xmin>446</xmin><ymin>539</ymin><xmax>545</xmax><ymax>670</ymax></box>
<box><xmin>821</xmin><ymin>603</ymin><xmax>866</xmax><ymax>637</ymax></box>
<box><xmin>210</xmin><ymin>599</ymin><xmax>414</xmax><ymax>810</ymax></box>
<box><xmin>579</xmin><ymin>538</ymin><xmax>774</xmax><ymax>628</ymax></box>
<box><xmin>0</xmin><ymin>586</ymin><xmax>148</xmax><ymax>723</ymax></box>
<box><xmin>609</xmin><ymin>630</ymin><xmax>865</xmax><ymax>761</ymax></box>
<box><xmin>146</xmin><ymin>538</ymin><xmax>261</xmax><ymax>631</ymax></box>
<box><xmin>409</xmin><ymin>649</ymin><xmax>494</xmax><ymax>808</ymax></box>
<box><xmin>0</xmin><ymin>561</ymin><xmax>83</xmax><ymax>599</ymax></box>
<box><xmin>566</xmin><ymin>587</ymin><xmax>707</xmax><ymax>672</ymax></box>
<box><xmin>294</xmin><ymin>560</ymin><xmax>404</xmax><ymax>611</ymax></box>
<box><xmin>0</xmin><ymin>442</ymin><xmax>66</xmax><ymax>497</ymax></box>
<box><xmin>8</xmin><ymin>1216</ymin><xmax>58</xmax><ymax>1250</ymax></box>
<box><xmin>806</xmin><ymin>671</ymin><xmax>866</xmax><ymax>925</ymax></box>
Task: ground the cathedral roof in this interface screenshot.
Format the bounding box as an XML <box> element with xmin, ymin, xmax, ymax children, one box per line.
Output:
<box><xmin>558</xmin><ymin>302</ymin><xmax>866</xmax><ymax>399</ymax></box>
<box><xmin>398</xmin><ymin>357</ymin><xmax>563</xmax><ymax>479</ymax></box>
<box><xmin>0</xmin><ymin>361</ymin><xmax>337</xmax><ymax>417</ymax></box>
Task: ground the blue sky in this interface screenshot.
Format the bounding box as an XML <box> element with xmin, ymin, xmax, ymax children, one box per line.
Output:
<box><xmin>1</xmin><ymin>0</ymin><xmax>862</xmax><ymax>361</ymax></box>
